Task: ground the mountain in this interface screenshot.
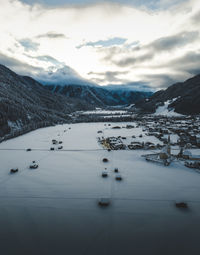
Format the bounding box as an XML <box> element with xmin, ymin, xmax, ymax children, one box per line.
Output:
<box><xmin>0</xmin><ymin>64</ymin><xmax>92</xmax><ymax>139</ymax></box>
<box><xmin>46</xmin><ymin>84</ymin><xmax>152</xmax><ymax>106</ymax></box>
<box><xmin>37</xmin><ymin>66</ymin><xmax>97</xmax><ymax>87</ymax></box>
<box><xmin>0</xmin><ymin>63</ymin><xmax>152</xmax><ymax>140</ymax></box>
<box><xmin>135</xmin><ymin>74</ymin><xmax>200</xmax><ymax>115</ymax></box>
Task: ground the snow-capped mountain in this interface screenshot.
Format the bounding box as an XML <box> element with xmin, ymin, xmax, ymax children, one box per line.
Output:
<box><xmin>38</xmin><ymin>66</ymin><xmax>97</xmax><ymax>87</ymax></box>
<box><xmin>135</xmin><ymin>74</ymin><xmax>200</xmax><ymax>115</ymax></box>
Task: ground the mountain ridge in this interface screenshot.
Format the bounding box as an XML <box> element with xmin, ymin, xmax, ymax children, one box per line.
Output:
<box><xmin>46</xmin><ymin>84</ymin><xmax>152</xmax><ymax>106</ymax></box>
<box><xmin>135</xmin><ymin>74</ymin><xmax>200</xmax><ymax>115</ymax></box>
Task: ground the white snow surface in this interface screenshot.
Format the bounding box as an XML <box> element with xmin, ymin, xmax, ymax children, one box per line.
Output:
<box><xmin>0</xmin><ymin>122</ymin><xmax>200</xmax><ymax>254</ymax></box>
<box><xmin>154</xmin><ymin>100</ymin><xmax>183</xmax><ymax>116</ymax></box>
<box><xmin>79</xmin><ymin>110</ymin><xmax>128</xmax><ymax>115</ymax></box>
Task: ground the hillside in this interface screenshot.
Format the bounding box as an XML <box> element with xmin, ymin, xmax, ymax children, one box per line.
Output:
<box><xmin>135</xmin><ymin>74</ymin><xmax>200</xmax><ymax>115</ymax></box>
<box><xmin>0</xmin><ymin>64</ymin><xmax>92</xmax><ymax>139</ymax></box>
<box><xmin>46</xmin><ymin>84</ymin><xmax>152</xmax><ymax>106</ymax></box>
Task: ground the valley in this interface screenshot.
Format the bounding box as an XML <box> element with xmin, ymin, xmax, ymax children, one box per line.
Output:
<box><xmin>0</xmin><ymin>121</ymin><xmax>200</xmax><ymax>254</ymax></box>
<box><xmin>1</xmin><ymin>0</ymin><xmax>200</xmax><ymax>254</ymax></box>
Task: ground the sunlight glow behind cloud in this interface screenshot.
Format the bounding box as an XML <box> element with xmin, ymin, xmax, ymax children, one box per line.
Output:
<box><xmin>0</xmin><ymin>0</ymin><xmax>200</xmax><ymax>89</ymax></box>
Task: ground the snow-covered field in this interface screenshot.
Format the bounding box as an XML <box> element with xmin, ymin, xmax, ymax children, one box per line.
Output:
<box><xmin>0</xmin><ymin>122</ymin><xmax>200</xmax><ymax>255</ymax></box>
<box><xmin>78</xmin><ymin>110</ymin><xmax>128</xmax><ymax>115</ymax></box>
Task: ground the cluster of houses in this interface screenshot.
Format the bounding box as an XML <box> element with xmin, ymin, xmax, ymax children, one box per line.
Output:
<box><xmin>98</xmin><ymin>135</ymin><xmax>161</xmax><ymax>151</ymax></box>
<box><xmin>137</xmin><ymin>116</ymin><xmax>200</xmax><ymax>168</ymax></box>
<box><xmin>137</xmin><ymin>115</ymin><xmax>200</xmax><ymax>148</ymax></box>
<box><xmin>98</xmin><ymin>115</ymin><xmax>200</xmax><ymax>170</ymax></box>
<box><xmin>99</xmin><ymin>136</ymin><xmax>126</xmax><ymax>150</ymax></box>
<box><xmin>128</xmin><ymin>141</ymin><xmax>161</xmax><ymax>150</ymax></box>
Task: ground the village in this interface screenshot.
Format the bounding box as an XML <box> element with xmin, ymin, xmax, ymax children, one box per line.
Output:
<box><xmin>97</xmin><ymin>115</ymin><xmax>200</xmax><ymax>170</ymax></box>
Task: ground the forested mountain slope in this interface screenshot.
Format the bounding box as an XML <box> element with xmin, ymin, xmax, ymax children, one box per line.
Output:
<box><xmin>0</xmin><ymin>64</ymin><xmax>91</xmax><ymax>139</ymax></box>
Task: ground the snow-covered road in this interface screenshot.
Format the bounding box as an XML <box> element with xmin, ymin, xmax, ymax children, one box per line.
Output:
<box><xmin>0</xmin><ymin>123</ymin><xmax>200</xmax><ymax>255</ymax></box>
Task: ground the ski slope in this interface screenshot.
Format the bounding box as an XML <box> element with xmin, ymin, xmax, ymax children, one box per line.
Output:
<box><xmin>154</xmin><ymin>100</ymin><xmax>183</xmax><ymax>117</ymax></box>
<box><xmin>0</xmin><ymin>122</ymin><xmax>200</xmax><ymax>255</ymax></box>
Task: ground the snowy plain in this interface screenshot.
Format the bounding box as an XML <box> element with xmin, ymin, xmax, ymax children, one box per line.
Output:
<box><xmin>0</xmin><ymin>122</ymin><xmax>200</xmax><ymax>255</ymax></box>
<box><xmin>77</xmin><ymin>110</ymin><xmax>128</xmax><ymax>115</ymax></box>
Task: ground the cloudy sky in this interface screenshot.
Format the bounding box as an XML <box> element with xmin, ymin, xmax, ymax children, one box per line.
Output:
<box><xmin>0</xmin><ymin>0</ymin><xmax>200</xmax><ymax>90</ymax></box>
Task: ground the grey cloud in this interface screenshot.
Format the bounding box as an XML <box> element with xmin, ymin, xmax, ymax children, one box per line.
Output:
<box><xmin>91</xmin><ymin>77</ymin><xmax>107</xmax><ymax>84</ymax></box>
<box><xmin>36</xmin><ymin>55</ymin><xmax>62</xmax><ymax>64</ymax></box>
<box><xmin>0</xmin><ymin>52</ymin><xmax>94</xmax><ymax>86</ymax></box>
<box><xmin>139</xmin><ymin>51</ymin><xmax>200</xmax><ymax>89</ymax></box>
<box><xmin>99</xmin><ymin>45</ymin><xmax>126</xmax><ymax>62</ymax></box>
<box><xmin>114</xmin><ymin>52</ymin><xmax>154</xmax><ymax>67</ymax></box>
<box><xmin>142</xmin><ymin>61</ymin><xmax>200</xmax><ymax>89</ymax></box>
<box><xmin>77</xmin><ymin>37</ymin><xmax>127</xmax><ymax>49</ymax></box>
<box><xmin>89</xmin><ymin>72</ymin><xmax>132</xmax><ymax>86</ymax></box>
<box><xmin>167</xmin><ymin>51</ymin><xmax>200</xmax><ymax>76</ymax></box>
<box><xmin>191</xmin><ymin>11</ymin><xmax>200</xmax><ymax>24</ymax></box>
<box><xmin>18</xmin><ymin>38</ymin><xmax>40</xmax><ymax>52</ymax></box>
<box><xmin>25</xmin><ymin>54</ymin><xmax>65</xmax><ymax>66</ymax></box>
<box><xmin>149</xmin><ymin>51</ymin><xmax>200</xmax><ymax>76</ymax></box>
<box><xmin>103</xmin><ymin>31</ymin><xmax>199</xmax><ymax>67</ymax></box>
<box><xmin>0</xmin><ymin>52</ymin><xmax>41</xmax><ymax>75</ymax></box>
<box><xmin>149</xmin><ymin>31</ymin><xmax>199</xmax><ymax>51</ymax></box>
<box><xmin>143</xmin><ymin>74</ymin><xmax>179</xmax><ymax>89</ymax></box>
<box><xmin>36</xmin><ymin>32</ymin><xmax>67</xmax><ymax>39</ymax></box>
<box><xmin>88</xmin><ymin>71</ymin><xmax>128</xmax><ymax>83</ymax></box>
